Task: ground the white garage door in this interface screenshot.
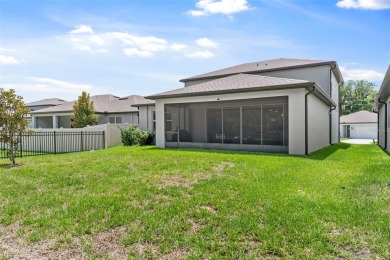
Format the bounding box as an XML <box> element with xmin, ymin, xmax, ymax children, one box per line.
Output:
<box><xmin>351</xmin><ymin>124</ymin><xmax>377</xmax><ymax>139</ymax></box>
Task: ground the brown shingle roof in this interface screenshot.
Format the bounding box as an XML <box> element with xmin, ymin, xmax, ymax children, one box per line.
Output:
<box><xmin>181</xmin><ymin>58</ymin><xmax>343</xmax><ymax>83</ymax></box>
<box><xmin>340</xmin><ymin>110</ymin><xmax>378</xmax><ymax>124</ymax></box>
<box><xmin>147</xmin><ymin>73</ymin><xmax>335</xmax><ymax>106</ymax></box>
<box><xmin>31</xmin><ymin>94</ymin><xmax>150</xmax><ymax>114</ymax></box>
<box><xmin>26</xmin><ymin>98</ymin><xmax>67</xmax><ymax>107</ymax></box>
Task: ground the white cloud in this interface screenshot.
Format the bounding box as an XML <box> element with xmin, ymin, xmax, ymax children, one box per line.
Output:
<box><xmin>123</xmin><ymin>48</ymin><xmax>154</xmax><ymax>57</ymax></box>
<box><xmin>2</xmin><ymin>77</ymin><xmax>95</xmax><ymax>95</ymax></box>
<box><xmin>65</xmin><ymin>25</ymin><xmax>218</xmax><ymax>59</ymax></box>
<box><xmin>188</xmin><ymin>0</ymin><xmax>252</xmax><ymax>16</ymax></box>
<box><xmin>0</xmin><ymin>54</ymin><xmax>20</xmax><ymax>65</ymax></box>
<box><xmin>30</xmin><ymin>77</ymin><xmax>94</xmax><ymax>91</ymax></box>
<box><xmin>170</xmin><ymin>43</ymin><xmax>188</xmax><ymax>51</ymax></box>
<box><xmin>336</xmin><ymin>0</ymin><xmax>390</xmax><ymax>10</ymax></box>
<box><xmin>185</xmin><ymin>50</ymin><xmax>215</xmax><ymax>59</ymax></box>
<box><xmin>340</xmin><ymin>66</ymin><xmax>385</xmax><ymax>81</ymax></box>
<box><xmin>195</xmin><ymin>37</ymin><xmax>219</xmax><ymax>48</ymax></box>
<box><xmin>70</xmin><ymin>25</ymin><xmax>94</xmax><ymax>34</ymax></box>
<box><xmin>107</xmin><ymin>32</ymin><xmax>168</xmax><ymax>52</ymax></box>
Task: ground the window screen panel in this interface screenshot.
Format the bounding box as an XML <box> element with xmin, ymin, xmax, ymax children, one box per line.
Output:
<box><xmin>262</xmin><ymin>105</ymin><xmax>284</xmax><ymax>146</ymax></box>
<box><xmin>223</xmin><ymin>107</ymin><xmax>240</xmax><ymax>144</ymax></box>
<box><xmin>207</xmin><ymin>108</ymin><xmax>222</xmax><ymax>143</ymax></box>
<box><xmin>242</xmin><ymin>107</ymin><xmax>262</xmax><ymax>145</ymax></box>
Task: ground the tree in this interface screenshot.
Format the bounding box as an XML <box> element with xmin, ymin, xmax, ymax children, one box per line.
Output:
<box><xmin>340</xmin><ymin>80</ymin><xmax>377</xmax><ymax>115</ymax></box>
<box><xmin>0</xmin><ymin>88</ymin><xmax>31</xmax><ymax>165</ymax></box>
<box><xmin>71</xmin><ymin>91</ymin><xmax>99</xmax><ymax>128</ymax></box>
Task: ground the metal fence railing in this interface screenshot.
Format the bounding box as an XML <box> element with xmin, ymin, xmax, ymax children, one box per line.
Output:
<box><xmin>0</xmin><ymin>131</ymin><xmax>105</xmax><ymax>159</ymax></box>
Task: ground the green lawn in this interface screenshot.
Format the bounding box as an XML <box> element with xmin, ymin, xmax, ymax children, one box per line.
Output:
<box><xmin>0</xmin><ymin>144</ymin><xmax>389</xmax><ymax>259</ymax></box>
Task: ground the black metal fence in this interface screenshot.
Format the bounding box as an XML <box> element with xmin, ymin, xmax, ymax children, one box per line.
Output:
<box><xmin>0</xmin><ymin>131</ymin><xmax>105</xmax><ymax>159</ymax></box>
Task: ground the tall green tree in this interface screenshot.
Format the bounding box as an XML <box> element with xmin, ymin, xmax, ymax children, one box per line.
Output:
<box><xmin>340</xmin><ymin>80</ymin><xmax>377</xmax><ymax>115</ymax></box>
<box><xmin>0</xmin><ymin>88</ymin><xmax>31</xmax><ymax>165</ymax></box>
<box><xmin>71</xmin><ymin>91</ymin><xmax>99</xmax><ymax>128</ymax></box>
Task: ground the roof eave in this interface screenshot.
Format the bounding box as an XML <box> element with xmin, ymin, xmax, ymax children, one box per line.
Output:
<box><xmin>180</xmin><ymin>61</ymin><xmax>339</xmax><ymax>83</ymax></box>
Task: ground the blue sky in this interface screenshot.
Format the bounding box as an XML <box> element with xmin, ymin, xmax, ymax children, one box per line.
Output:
<box><xmin>1</xmin><ymin>0</ymin><xmax>389</xmax><ymax>103</ymax></box>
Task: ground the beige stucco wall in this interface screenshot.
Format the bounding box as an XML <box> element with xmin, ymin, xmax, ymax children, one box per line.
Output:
<box><xmin>155</xmin><ymin>88</ymin><xmax>307</xmax><ymax>155</ymax></box>
<box><xmin>307</xmin><ymin>93</ymin><xmax>330</xmax><ymax>153</ymax></box>
<box><xmin>138</xmin><ymin>106</ymin><xmax>155</xmax><ymax>131</ymax></box>
<box><xmin>330</xmin><ymin>71</ymin><xmax>340</xmax><ymax>144</ymax></box>
<box><xmin>378</xmin><ymin>104</ymin><xmax>386</xmax><ymax>148</ymax></box>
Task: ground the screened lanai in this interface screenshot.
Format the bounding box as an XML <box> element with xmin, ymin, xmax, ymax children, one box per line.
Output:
<box><xmin>164</xmin><ymin>96</ymin><xmax>288</xmax><ymax>153</ymax></box>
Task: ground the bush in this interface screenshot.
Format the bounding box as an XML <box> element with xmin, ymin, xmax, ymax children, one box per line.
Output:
<box><xmin>120</xmin><ymin>125</ymin><xmax>139</xmax><ymax>146</ymax></box>
<box><xmin>120</xmin><ymin>126</ymin><xmax>155</xmax><ymax>146</ymax></box>
<box><xmin>137</xmin><ymin>130</ymin><xmax>155</xmax><ymax>146</ymax></box>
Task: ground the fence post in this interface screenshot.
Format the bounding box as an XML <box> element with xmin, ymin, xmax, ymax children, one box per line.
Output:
<box><xmin>20</xmin><ymin>135</ymin><xmax>23</xmax><ymax>158</ymax></box>
<box><xmin>102</xmin><ymin>131</ymin><xmax>106</xmax><ymax>149</ymax></box>
<box><xmin>54</xmin><ymin>131</ymin><xmax>57</xmax><ymax>154</ymax></box>
<box><xmin>81</xmin><ymin>131</ymin><xmax>84</xmax><ymax>151</ymax></box>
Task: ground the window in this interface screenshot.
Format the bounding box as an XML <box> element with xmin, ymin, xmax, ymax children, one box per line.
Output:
<box><xmin>109</xmin><ymin>116</ymin><xmax>122</xmax><ymax>124</ymax></box>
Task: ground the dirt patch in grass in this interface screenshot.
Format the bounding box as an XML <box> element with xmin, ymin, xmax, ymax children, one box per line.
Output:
<box><xmin>213</xmin><ymin>162</ymin><xmax>235</xmax><ymax>175</ymax></box>
<box><xmin>158</xmin><ymin>174</ymin><xmax>197</xmax><ymax>188</ymax></box>
<box><xmin>0</xmin><ymin>224</ymin><xmax>129</xmax><ymax>259</ymax></box>
<box><xmin>187</xmin><ymin>219</ymin><xmax>203</xmax><ymax>235</ymax></box>
<box><xmin>130</xmin><ymin>243</ymin><xmax>190</xmax><ymax>259</ymax></box>
<box><xmin>200</xmin><ymin>205</ymin><xmax>218</xmax><ymax>215</ymax></box>
<box><xmin>344</xmin><ymin>246</ymin><xmax>372</xmax><ymax>259</ymax></box>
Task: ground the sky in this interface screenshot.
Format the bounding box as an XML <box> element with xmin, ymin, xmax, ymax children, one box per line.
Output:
<box><xmin>0</xmin><ymin>0</ymin><xmax>389</xmax><ymax>103</ymax></box>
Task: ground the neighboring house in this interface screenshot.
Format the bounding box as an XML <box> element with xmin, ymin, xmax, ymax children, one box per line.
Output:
<box><xmin>373</xmin><ymin>65</ymin><xmax>390</xmax><ymax>153</ymax></box>
<box><xmin>147</xmin><ymin>58</ymin><xmax>344</xmax><ymax>155</ymax></box>
<box><xmin>26</xmin><ymin>98</ymin><xmax>67</xmax><ymax>128</ymax></box>
<box><xmin>340</xmin><ymin>111</ymin><xmax>377</xmax><ymax>139</ymax></box>
<box><xmin>30</xmin><ymin>94</ymin><xmax>149</xmax><ymax>128</ymax></box>
<box><xmin>131</xmin><ymin>99</ymin><xmax>156</xmax><ymax>132</ymax></box>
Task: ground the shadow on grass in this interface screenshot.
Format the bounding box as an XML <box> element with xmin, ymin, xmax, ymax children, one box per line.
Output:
<box><xmin>0</xmin><ymin>163</ymin><xmax>20</xmax><ymax>169</ymax></box>
<box><xmin>136</xmin><ymin>143</ymin><xmax>354</xmax><ymax>161</ymax></box>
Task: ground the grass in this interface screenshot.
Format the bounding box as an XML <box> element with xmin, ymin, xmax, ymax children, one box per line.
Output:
<box><xmin>0</xmin><ymin>143</ymin><xmax>389</xmax><ymax>259</ymax></box>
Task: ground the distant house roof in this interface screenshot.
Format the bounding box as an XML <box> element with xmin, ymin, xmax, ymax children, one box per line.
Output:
<box><xmin>340</xmin><ymin>110</ymin><xmax>378</xmax><ymax>124</ymax></box>
<box><xmin>147</xmin><ymin>73</ymin><xmax>336</xmax><ymax>106</ymax></box>
<box><xmin>26</xmin><ymin>98</ymin><xmax>67</xmax><ymax>107</ymax></box>
<box><xmin>180</xmin><ymin>58</ymin><xmax>344</xmax><ymax>84</ymax></box>
<box><xmin>374</xmin><ymin>65</ymin><xmax>390</xmax><ymax>110</ymax></box>
<box><xmin>131</xmin><ymin>98</ymin><xmax>155</xmax><ymax>107</ymax></box>
<box><xmin>31</xmin><ymin>94</ymin><xmax>149</xmax><ymax>114</ymax></box>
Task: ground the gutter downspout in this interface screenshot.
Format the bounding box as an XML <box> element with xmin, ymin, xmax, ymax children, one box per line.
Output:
<box><xmin>305</xmin><ymin>86</ymin><xmax>316</xmax><ymax>155</ymax></box>
<box><xmin>329</xmin><ymin>105</ymin><xmax>337</xmax><ymax>145</ymax></box>
<box><xmin>373</xmin><ymin>109</ymin><xmax>379</xmax><ymax>146</ymax></box>
<box><xmin>378</xmin><ymin>98</ymin><xmax>387</xmax><ymax>150</ymax></box>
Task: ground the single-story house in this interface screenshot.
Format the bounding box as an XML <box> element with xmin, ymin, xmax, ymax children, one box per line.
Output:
<box><xmin>340</xmin><ymin>110</ymin><xmax>377</xmax><ymax>139</ymax></box>
<box><xmin>26</xmin><ymin>98</ymin><xmax>67</xmax><ymax>128</ymax></box>
<box><xmin>147</xmin><ymin>58</ymin><xmax>344</xmax><ymax>155</ymax></box>
<box><xmin>373</xmin><ymin>65</ymin><xmax>390</xmax><ymax>153</ymax></box>
<box><xmin>30</xmin><ymin>94</ymin><xmax>150</xmax><ymax>129</ymax></box>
